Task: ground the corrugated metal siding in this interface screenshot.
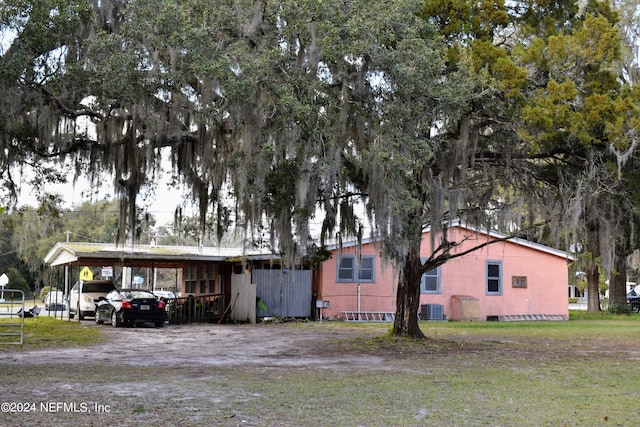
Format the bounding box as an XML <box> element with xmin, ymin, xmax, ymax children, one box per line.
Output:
<box><xmin>253</xmin><ymin>269</ymin><xmax>312</xmax><ymax>318</ymax></box>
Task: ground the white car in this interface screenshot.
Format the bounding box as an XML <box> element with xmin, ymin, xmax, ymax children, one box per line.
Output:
<box><xmin>68</xmin><ymin>280</ymin><xmax>117</xmax><ymax>320</ymax></box>
<box><xmin>44</xmin><ymin>291</ymin><xmax>66</xmax><ymax>311</ymax></box>
<box><xmin>152</xmin><ymin>290</ymin><xmax>176</xmax><ymax>300</ymax></box>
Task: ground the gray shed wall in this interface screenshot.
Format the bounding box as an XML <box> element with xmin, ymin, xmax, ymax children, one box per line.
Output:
<box><xmin>253</xmin><ymin>269</ymin><xmax>312</xmax><ymax>318</ymax></box>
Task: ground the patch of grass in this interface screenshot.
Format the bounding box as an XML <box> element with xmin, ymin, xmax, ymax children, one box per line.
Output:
<box><xmin>197</xmin><ymin>358</ymin><xmax>638</xmax><ymax>426</ymax></box>
<box><xmin>210</xmin><ymin>319</ymin><xmax>639</xmax><ymax>426</ymax></box>
<box><xmin>0</xmin><ymin>316</ymin><xmax>105</xmax><ymax>349</ymax></box>
<box><xmin>131</xmin><ymin>405</ymin><xmax>147</xmax><ymax>414</ymax></box>
<box><xmin>422</xmin><ymin>313</ymin><xmax>640</xmax><ymax>340</ymax></box>
<box><xmin>569</xmin><ymin>309</ymin><xmax>640</xmax><ymax>321</ymax></box>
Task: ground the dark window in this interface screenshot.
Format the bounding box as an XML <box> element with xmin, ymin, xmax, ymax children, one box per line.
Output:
<box><xmin>487</xmin><ymin>261</ymin><xmax>502</xmax><ymax>295</ymax></box>
<box><xmin>207</xmin><ymin>266</ymin><xmax>217</xmax><ymax>293</ymax></box>
<box><xmin>200</xmin><ymin>268</ymin><xmax>207</xmax><ymax>294</ymax></box>
<box><xmin>82</xmin><ymin>282</ymin><xmax>115</xmax><ymax>293</ymax></box>
<box><xmin>421</xmin><ymin>267</ymin><xmax>441</xmax><ymax>294</ymax></box>
<box><xmin>185</xmin><ymin>266</ymin><xmax>197</xmax><ymax>294</ymax></box>
<box><xmin>359</xmin><ymin>257</ymin><xmax>374</xmax><ymax>281</ymax></box>
<box><xmin>338</xmin><ymin>257</ymin><xmax>355</xmax><ymax>281</ymax></box>
<box><xmin>337</xmin><ymin>256</ymin><xmax>375</xmax><ymax>282</ymax></box>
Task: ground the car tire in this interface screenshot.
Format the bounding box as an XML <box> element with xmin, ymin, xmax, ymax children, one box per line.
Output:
<box><xmin>155</xmin><ymin>320</ymin><xmax>165</xmax><ymax>328</ymax></box>
<box><xmin>95</xmin><ymin>311</ymin><xmax>103</xmax><ymax>325</ymax></box>
<box><xmin>111</xmin><ymin>310</ymin><xmax>121</xmax><ymax>327</ymax></box>
<box><xmin>632</xmin><ymin>305</ymin><xmax>640</xmax><ymax>313</ymax></box>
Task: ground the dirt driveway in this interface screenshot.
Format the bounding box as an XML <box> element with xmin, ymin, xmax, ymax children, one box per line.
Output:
<box><xmin>3</xmin><ymin>321</ymin><xmax>388</xmax><ymax>370</ymax></box>
<box><xmin>4</xmin><ymin>320</ymin><xmax>640</xmax><ymax>426</ymax></box>
<box><xmin>1</xmin><ymin>322</ymin><xmax>397</xmax><ymax>426</ymax></box>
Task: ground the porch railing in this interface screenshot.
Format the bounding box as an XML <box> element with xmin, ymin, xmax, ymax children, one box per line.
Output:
<box><xmin>165</xmin><ymin>293</ymin><xmax>225</xmax><ymax>324</ymax></box>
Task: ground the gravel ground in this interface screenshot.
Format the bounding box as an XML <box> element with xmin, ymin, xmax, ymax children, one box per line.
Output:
<box><xmin>0</xmin><ymin>322</ymin><xmax>389</xmax><ymax>426</ymax></box>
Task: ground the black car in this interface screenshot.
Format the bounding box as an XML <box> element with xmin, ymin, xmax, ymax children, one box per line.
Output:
<box><xmin>95</xmin><ymin>289</ymin><xmax>167</xmax><ymax>327</ymax></box>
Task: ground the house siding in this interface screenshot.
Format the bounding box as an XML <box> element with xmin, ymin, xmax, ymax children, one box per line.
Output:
<box><xmin>318</xmin><ymin>243</ymin><xmax>397</xmax><ymax>316</ymax></box>
<box><xmin>421</xmin><ymin>228</ymin><xmax>569</xmax><ymax>320</ymax></box>
<box><xmin>317</xmin><ymin>226</ymin><xmax>570</xmax><ymax>321</ymax></box>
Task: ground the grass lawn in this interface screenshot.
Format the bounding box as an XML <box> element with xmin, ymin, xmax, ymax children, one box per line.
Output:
<box><xmin>1</xmin><ymin>312</ymin><xmax>639</xmax><ymax>426</ymax></box>
<box><xmin>303</xmin><ymin>313</ymin><xmax>640</xmax><ymax>426</ymax></box>
<box><xmin>0</xmin><ymin>316</ymin><xmax>105</xmax><ymax>347</ymax></box>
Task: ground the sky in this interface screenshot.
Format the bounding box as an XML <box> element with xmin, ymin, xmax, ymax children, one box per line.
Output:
<box><xmin>11</xmin><ymin>158</ymin><xmax>338</xmax><ymax>244</ymax></box>
<box><xmin>13</xmin><ymin>161</ymin><xmax>190</xmax><ymax>228</ymax></box>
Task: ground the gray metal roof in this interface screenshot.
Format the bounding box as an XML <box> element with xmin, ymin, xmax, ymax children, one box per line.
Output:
<box><xmin>325</xmin><ymin>220</ymin><xmax>574</xmax><ymax>261</ymax></box>
<box><xmin>44</xmin><ymin>242</ymin><xmax>280</xmax><ymax>267</ymax></box>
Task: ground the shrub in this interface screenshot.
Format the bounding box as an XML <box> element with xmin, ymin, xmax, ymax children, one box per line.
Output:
<box><xmin>39</xmin><ymin>286</ymin><xmax>60</xmax><ymax>301</ymax></box>
<box><xmin>608</xmin><ymin>302</ymin><xmax>632</xmax><ymax>315</ymax></box>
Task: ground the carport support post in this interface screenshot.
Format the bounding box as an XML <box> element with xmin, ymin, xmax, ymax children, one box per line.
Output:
<box><xmin>64</xmin><ymin>265</ymin><xmax>69</xmax><ymax>319</ymax></box>
<box><xmin>0</xmin><ymin>273</ymin><xmax>8</xmax><ymax>302</ymax></box>
<box><xmin>152</xmin><ymin>263</ymin><xmax>157</xmax><ymax>292</ymax></box>
<box><xmin>76</xmin><ymin>281</ymin><xmax>82</xmax><ymax>322</ymax></box>
<box><xmin>64</xmin><ymin>231</ymin><xmax>70</xmax><ymax>321</ymax></box>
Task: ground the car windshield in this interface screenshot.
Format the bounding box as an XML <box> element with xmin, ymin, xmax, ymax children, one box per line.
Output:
<box><xmin>83</xmin><ymin>283</ymin><xmax>114</xmax><ymax>293</ymax></box>
<box><xmin>120</xmin><ymin>291</ymin><xmax>156</xmax><ymax>299</ymax></box>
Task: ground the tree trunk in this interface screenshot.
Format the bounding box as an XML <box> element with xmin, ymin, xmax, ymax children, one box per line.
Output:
<box><xmin>608</xmin><ymin>252</ymin><xmax>628</xmax><ymax>312</ymax></box>
<box><xmin>586</xmin><ymin>264</ymin><xmax>601</xmax><ymax>313</ymax></box>
<box><xmin>392</xmin><ymin>242</ymin><xmax>426</xmax><ymax>338</ymax></box>
<box><xmin>586</xmin><ymin>225</ymin><xmax>601</xmax><ymax>314</ymax></box>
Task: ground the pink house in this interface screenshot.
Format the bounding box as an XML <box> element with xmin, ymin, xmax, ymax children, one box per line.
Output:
<box><xmin>314</xmin><ymin>223</ymin><xmax>572</xmax><ymax>321</ymax></box>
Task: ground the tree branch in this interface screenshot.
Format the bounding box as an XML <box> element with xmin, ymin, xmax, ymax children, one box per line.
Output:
<box><xmin>420</xmin><ymin>220</ymin><xmax>553</xmax><ymax>275</ymax></box>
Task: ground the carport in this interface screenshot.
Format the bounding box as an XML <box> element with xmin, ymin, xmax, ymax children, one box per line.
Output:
<box><xmin>43</xmin><ymin>242</ymin><xmax>281</xmax><ymax>323</ymax></box>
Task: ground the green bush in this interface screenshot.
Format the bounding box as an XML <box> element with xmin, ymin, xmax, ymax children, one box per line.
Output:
<box><xmin>607</xmin><ymin>302</ymin><xmax>632</xmax><ymax>314</ymax></box>
<box><xmin>5</xmin><ymin>267</ymin><xmax>30</xmax><ymax>296</ymax></box>
<box><xmin>39</xmin><ymin>286</ymin><xmax>60</xmax><ymax>301</ymax></box>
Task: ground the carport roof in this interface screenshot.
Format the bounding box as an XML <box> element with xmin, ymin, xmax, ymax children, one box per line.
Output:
<box><xmin>44</xmin><ymin>242</ymin><xmax>280</xmax><ymax>267</ymax></box>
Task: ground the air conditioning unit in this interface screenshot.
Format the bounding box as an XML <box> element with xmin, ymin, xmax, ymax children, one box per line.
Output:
<box><xmin>421</xmin><ymin>304</ymin><xmax>445</xmax><ymax>321</ymax></box>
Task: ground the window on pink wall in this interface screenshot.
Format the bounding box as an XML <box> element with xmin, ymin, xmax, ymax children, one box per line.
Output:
<box><xmin>337</xmin><ymin>255</ymin><xmax>375</xmax><ymax>282</ymax></box>
<box><xmin>421</xmin><ymin>266</ymin><xmax>441</xmax><ymax>294</ymax></box>
<box><xmin>486</xmin><ymin>260</ymin><xmax>502</xmax><ymax>295</ymax></box>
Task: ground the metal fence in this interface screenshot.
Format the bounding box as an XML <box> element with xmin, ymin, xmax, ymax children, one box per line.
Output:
<box><xmin>0</xmin><ymin>289</ymin><xmax>25</xmax><ymax>345</ymax></box>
